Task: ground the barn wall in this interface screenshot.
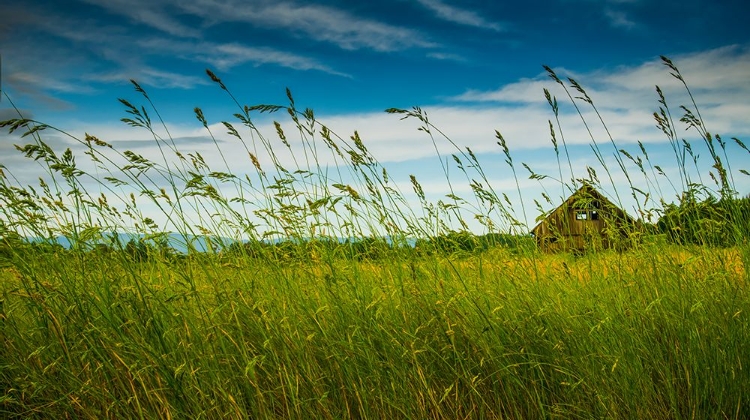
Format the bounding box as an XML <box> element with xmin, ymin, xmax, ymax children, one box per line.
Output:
<box><xmin>532</xmin><ymin>196</ymin><xmax>633</xmax><ymax>252</ymax></box>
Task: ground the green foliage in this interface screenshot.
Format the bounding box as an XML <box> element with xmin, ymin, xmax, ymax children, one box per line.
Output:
<box><xmin>414</xmin><ymin>231</ymin><xmax>535</xmax><ymax>256</ymax></box>
<box><xmin>0</xmin><ymin>243</ymin><xmax>748</xmax><ymax>419</ymax></box>
<box><xmin>658</xmin><ymin>190</ymin><xmax>750</xmax><ymax>246</ymax></box>
<box><xmin>222</xmin><ymin>236</ymin><xmax>407</xmax><ymax>262</ymax></box>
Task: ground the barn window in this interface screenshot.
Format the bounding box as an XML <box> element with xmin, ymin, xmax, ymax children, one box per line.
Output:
<box><xmin>591</xmin><ymin>210</ymin><xmax>599</xmax><ymax>220</ymax></box>
<box><xmin>575</xmin><ymin>210</ymin><xmax>588</xmax><ymax>220</ymax></box>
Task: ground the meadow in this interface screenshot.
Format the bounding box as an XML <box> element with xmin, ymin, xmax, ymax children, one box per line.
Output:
<box><xmin>0</xmin><ymin>57</ymin><xmax>748</xmax><ymax>419</ymax></box>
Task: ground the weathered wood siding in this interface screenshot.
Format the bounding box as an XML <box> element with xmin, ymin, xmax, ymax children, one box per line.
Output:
<box><xmin>531</xmin><ymin>185</ymin><xmax>635</xmax><ymax>253</ymax></box>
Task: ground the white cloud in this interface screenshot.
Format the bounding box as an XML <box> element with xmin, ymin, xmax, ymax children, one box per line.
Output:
<box><xmin>452</xmin><ymin>78</ymin><xmax>553</xmax><ymax>104</ymax></box>
<box><xmin>87</xmin><ymin>68</ymin><xmax>211</xmax><ymax>89</ymax></box>
<box><xmin>414</xmin><ymin>0</ymin><xmax>506</xmax><ymax>31</ymax></box>
<box><xmin>0</xmin><ymin>6</ymin><xmax>211</xmax><ymax>92</ymax></box>
<box><xmin>604</xmin><ymin>8</ymin><xmax>636</xmax><ymax>29</ymax></box>
<box><xmin>83</xmin><ymin>0</ymin><xmax>434</xmax><ymax>52</ymax></box>
<box><xmin>1</xmin><ymin>3</ymin><xmax>353</xmax><ymax>101</ymax></box>
<box><xmin>7</xmin><ymin>72</ymin><xmax>92</xmax><ymax>95</ymax></box>
<box><xmin>167</xmin><ymin>0</ymin><xmax>436</xmax><ymax>52</ymax></box>
<box><xmin>77</xmin><ymin>0</ymin><xmax>202</xmax><ymax>38</ymax></box>
<box><xmin>427</xmin><ymin>52</ymin><xmax>468</xmax><ymax>62</ymax></box>
<box><xmin>3</xmin><ymin>73</ymin><xmax>79</xmax><ymax>111</ymax></box>
<box><xmin>450</xmin><ymin>46</ymin><xmax>750</xmax><ymax>138</ymax></box>
<box><xmin>135</xmin><ymin>38</ymin><xmax>350</xmax><ymax>76</ymax></box>
<box><xmin>565</xmin><ymin>0</ymin><xmax>640</xmax><ymax>30</ymax></box>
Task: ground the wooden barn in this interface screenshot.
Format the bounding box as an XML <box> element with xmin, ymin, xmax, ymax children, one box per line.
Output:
<box><xmin>531</xmin><ymin>184</ymin><xmax>637</xmax><ymax>253</ymax></box>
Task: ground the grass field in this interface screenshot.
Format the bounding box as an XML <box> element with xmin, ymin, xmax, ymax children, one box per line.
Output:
<box><xmin>1</xmin><ymin>58</ymin><xmax>749</xmax><ymax>419</ymax></box>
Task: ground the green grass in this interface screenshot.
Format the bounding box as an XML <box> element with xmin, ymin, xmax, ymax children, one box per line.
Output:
<box><xmin>0</xmin><ymin>57</ymin><xmax>749</xmax><ymax>419</ymax></box>
<box><xmin>1</xmin><ymin>244</ymin><xmax>748</xmax><ymax>418</ymax></box>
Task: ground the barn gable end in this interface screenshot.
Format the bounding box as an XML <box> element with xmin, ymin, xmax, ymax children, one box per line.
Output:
<box><xmin>531</xmin><ymin>184</ymin><xmax>637</xmax><ymax>252</ymax></box>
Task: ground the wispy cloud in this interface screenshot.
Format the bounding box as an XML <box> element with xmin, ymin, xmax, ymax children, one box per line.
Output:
<box><xmin>109</xmin><ymin>135</ymin><xmax>217</xmax><ymax>149</ymax></box>
<box><xmin>7</xmin><ymin>72</ymin><xmax>93</xmax><ymax>95</ymax></box>
<box><xmin>1</xmin><ymin>6</ymin><xmax>207</xmax><ymax>92</ymax></box>
<box><xmin>452</xmin><ymin>46</ymin><xmax>750</xmax><ymax>115</ymax></box>
<box><xmin>1</xmin><ymin>0</ymin><xmax>354</xmax><ymax>100</ymax></box>
<box><xmin>80</xmin><ymin>0</ymin><xmax>436</xmax><ymax>53</ymax></box>
<box><xmin>567</xmin><ymin>0</ymin><xmax>640</xmax><ymax>30</ymax></box>
<box><xmin>451</xmin><ymin>78</ymin><xmax>554</xmax><ymax>104</ymax></box>
<box><xmin>415</xmin><ymin>0</ymin><xmax>505</xmax><ymax>31</ymax></box>
<box><xmin>76</xmin><ymin>0</ymin><xmax>202</xmax><ymax>38</ymax></box>
<box><xmin>139</xmin><ymin>39</ymin><xmax>350</xmax><ymax>77</ymax></box>
<box><xmin>427</xmin><ymin>52</ymin><xmax>468</xmax><ymax>62</ymax></box>
<box><xmin>179</xmin><ymin>0</ymin><xmax>436</xmax><ymax>51</ymax></box>
<box><xmin>207</xmin><ymin>43</ymin><xmax>351</xmax><ymax>77</ymax></box>
<box><xmin>604</xmin><ymin>8</ymin><xmax>636</xmax><ymax>29</ymax></box>
<box><xmin>87</xmin><ymin>68</ymin><xmax>210</xmax><ymax>89</ymax></box>
<box><xmin>354</xmin><ymin>46</ymin><xmax>750</xmax><ymax>165</ymax></box>
<box><xmin>4</xmin><ymin>73</ymin><xmax>79</xmax><ymax>110</ymax></box>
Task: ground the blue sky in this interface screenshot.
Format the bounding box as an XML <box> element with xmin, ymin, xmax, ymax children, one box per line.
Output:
<box><xmin>1</xmin><ymin>0</ymin><xmax>749</xmax><ymax>234</ymax></box>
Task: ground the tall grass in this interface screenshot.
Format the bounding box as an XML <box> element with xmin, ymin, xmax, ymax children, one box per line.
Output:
<box><xmin>0</xmin><ymin>57</ymin><xmax>748</xmax><ymax>419</ymax></box>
